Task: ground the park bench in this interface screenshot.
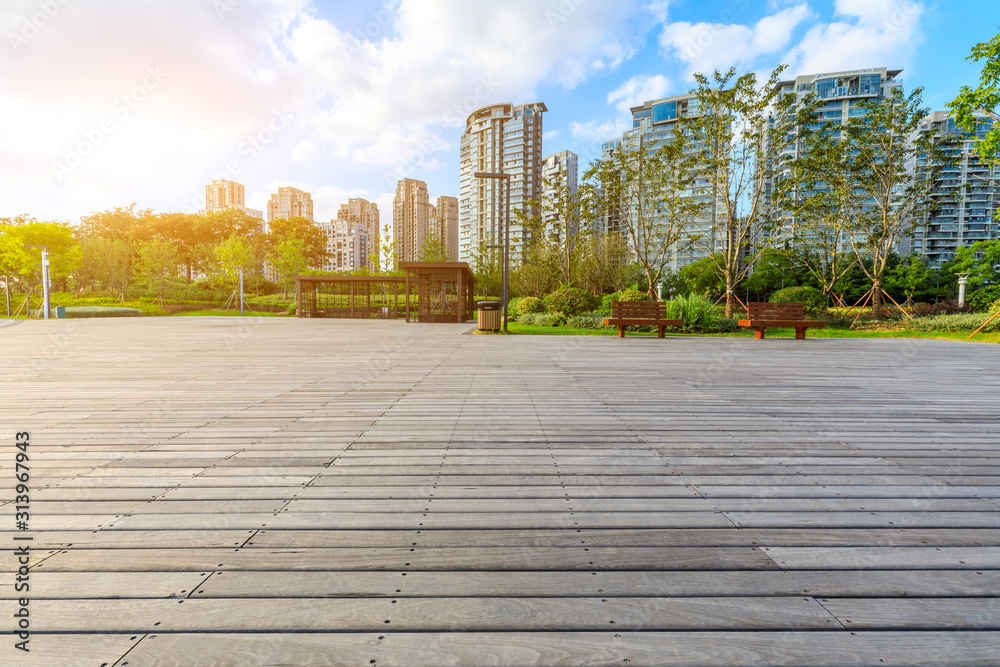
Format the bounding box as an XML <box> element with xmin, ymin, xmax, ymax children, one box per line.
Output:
<box><xmin>603</xmin><ymin>301</ymin><xmax>682</xmax><ymax>338</ymax></box>
<box><xmin>738</xmin><ymin>302</ymin><xmax>825</xmax><ymax>339</ymax></box>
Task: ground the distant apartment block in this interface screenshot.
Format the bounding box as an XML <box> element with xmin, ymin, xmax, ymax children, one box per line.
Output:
<box><xmin>338</xmin><ymin>198</ymin><xmax>380</xmax><ymax>271</ymax></box>
<box><xmin>767</xmin><ymin>67</ymin><xmax>904</xmax><ymax>242</ymax></box>
<box><xmin>267</xmin><ymin>186</ymin><xmax>314</xmax><ymax>222</ymax></box>
<box><xmin>601</xmin><ymin>94</ymin><xmax>721</xmax><ymax>270</ymax></box>
<box><xmin>245</xmin><ymin>208</ymin><xmax>264</xmax><ymax>220</ymax></box>
<box><xmin>433</xmin><ymin>195</ymin><xmax>459</xmax><ymax>261</ymax></box>
<box><xmin>319</xmin><ymin>218</ymin><xmax>367</xmax><ymax>272</ymax></box>
<box><xmin>205</xmin><ymin>179</ymin><xmax>245</xmax><ymax>212</ymax></box>
<box><xmin>540</xmin><ymin>150</ymin><xmax>579</xmax><ymax>243</ymax></box>
<box><xmin>905</xmin><ymin>111</ymin><xmax>1000</xmax><ymax>267</ymax></box>
<box><xmin>459</xmin><ymin>102</ymin><xmax>546</xmax><ymax>262</ymax></box>
<box><xmin>394</xmin><ymin>178</ymin><xmax>431</xmax><ymax>262</ymax></box>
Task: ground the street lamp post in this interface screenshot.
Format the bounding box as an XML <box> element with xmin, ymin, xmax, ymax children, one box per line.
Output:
<box><xmin>235</xmin><ymin>266</ymin><xmax>245</xmax><ymax>317</ymax></box>
<box><xmin>474</xmin><ymin>171</ymin><xmax>512</xmax><ymax>333</ymax></box>
<box><xmin>23</xmin><ymin>244</ymin><xmax>50</xmax><ymax>320</ymax></box>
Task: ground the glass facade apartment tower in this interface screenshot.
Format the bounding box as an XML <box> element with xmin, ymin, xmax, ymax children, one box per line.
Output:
<box><xmin>458</xmin><ymin>102</ymin><xmax>546</xmax><ymax>262</ymax></box>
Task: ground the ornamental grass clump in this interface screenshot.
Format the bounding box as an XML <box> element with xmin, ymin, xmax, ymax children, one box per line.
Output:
<box><xmin>664</xmin><ymin>294</ymin><xmax>720</xmax><ymax>333</ymax></box>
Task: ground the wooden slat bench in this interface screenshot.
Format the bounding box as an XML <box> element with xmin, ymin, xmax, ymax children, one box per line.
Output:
<box><xmin>603</xmin><ymin>301</ymin><xmax>682</xmax><ymax>338</ymax></box>
<box><xmin>738</xmin><ymin>302</ymin><xmax>825</xmax><ymax>339</ymax></box>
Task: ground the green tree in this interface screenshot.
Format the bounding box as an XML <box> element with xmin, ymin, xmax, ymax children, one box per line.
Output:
<box><xmin>780</xmin><ymin>121</ymin><xmax>859</xmax><ymax>303</ymax></box>
<box><xmin>213</xmin><ymin>235</ymin><xmax>255</xmax><ymax>297</ymax></box>
<box><xmin>679</xmin><ymin>255</ymin><xmax>726</xmax><ymax>296</ymax></box>
<box><xmin>371</xmin><ymin>223</ymin><xmax>401</xmax><ymax>276</ymax></box>
<box><xmin>687</xmin><ymin>65</ymin><xmax>818</xmax><ymax>317</ymax></box>
<box><xmin>418</xmin><ymin>228</ymin><xmax>452</xmax><ymax>262</ymax></box>
<box><xmin>135</xmin><ymin>239</ymin><xmax>180</xmax><ymax>304</ymax></box>
<box><xmin>266</xmin><ymin>216</ymin><xmax>330</xmax><ymax>269</ymax></box>
<box><xmin>516</xmin><ymin>166</ymin><xmax>598</xmax><ymax>286</ymax></box>
<box><xmin>587</xmin><ymin>136</ymin><xmax>704</xmax><ymax>300</ymax></box>
<box><xmin>952</xmin><ymin>238</ymin><xmax>1000</xmax><ymax>289</ymax></box>
<box><xmin>949</xmin><ymin>30</ymin><xmax>1000</xmax><ymax>162</ymax></box>
<box><xmin>0</xmin><ymin>217</ymin><xmax>81</xmax><ymax>296</ymax></box>
<box><xmin>574</xmin><ymin>232</ymin><xmax>630</xmax><ymax>295</ymax></box>
<box><xmin>267</xmin><ymin>238</ymin><xmax>307</xmax><ymax>298</ymax></box>
<box><xmin>885</xmin><ymin>254</ymin><xmax>932</xmax><ymax>307</ymax></box>
<box><xmin>469</xmin><ymin>241</ymin><xmax>501</xmax><ymax>298</ymax></box>
<box><xmin>831</xmin><ymin>86</ymin><xmax>956</xmax><ymax>308</ymax></box>
<box><xmin>81</xmin><ymin>238</ymin><xmax>133</xmax><ymax>301</ymax></box>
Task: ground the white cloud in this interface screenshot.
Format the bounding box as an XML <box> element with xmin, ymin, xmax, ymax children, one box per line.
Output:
<box><xmin>286</xmin><ymin>0</ymin><xmax>650</xmax><ymax>168</ymax></box>
<box><xmin>290</xmin><ymin>139</ymin><xmax>319</xmax><ymax>162</ymax></box>
<box><xmin>0</xmin><ymin>0</ymin><xmax>651</xmax><ymax>221</ymax></box>
<box><xmin>542</xmin><ymin>130</ymin><xmax>560</xmax><ymax>140</ymax></box>
<box><xmin>569</xmin><ymin>117</ymin><xmax>631</xmax><ymax>145</ymax></box>
<box><xmin>659</xmin><ymin>3</ymin><xmax>812</xmax><ymax>77</ymax></box>
<box><xmin>607</xmin><ymin>74</ymin><xmax>671</xmax><ymax>114</ymax></box>
<box><xmin>785</xmin><ymin>0</ymin><xmax>924</xmax><ymax>75</ymax></box>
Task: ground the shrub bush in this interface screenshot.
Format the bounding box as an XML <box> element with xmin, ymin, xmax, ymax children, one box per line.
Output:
<box><xmin>65</xmin><ymin>306</ymin><xmax>142</xmax><ymax>318</ymax></box>
<box><xmin>904</xmin><ymin>312</ymin><xmax>1000</xmax><ymax>333</ymax></box>
<box><xmin>715</xmin><ymin>317</ymin><xmax>740</xmax><ymax>333</ymax></box>
<box><xmin>968</xmin><ymin>285</ymin><xmax>1000</xmax><ymax>312</ymax></box>
<box><xmin>534</xmin><ymin>314</ymin><xmax>561</xmax><ymax>327</ymax></box>
<box><xmin>909</xmin><ymin>301</ymin><xmax>965</xmax><ymax>317</ymax></box>
<box><xmin>618</xmin><ymin>289</ymin><xmax>650</xmax><ymax>303</ymax></box>
<box><xmin>546</xmin><ymin>287</ymin><xmax>599</xmax><ymax>317</ymax></box>
<box><xmin>566</xmin><ymin>314</ymin><xmax>613</xmax><ymax>330</ymax></box>
<box><xmin>769</xmin><ymin>285</ymin><xmax>828</xmax><ymax>314</ymax></box>
<box><xmin>516</xmin><ymin>296</ymin><xmax>545</xmax><ymax>315</ymax></box>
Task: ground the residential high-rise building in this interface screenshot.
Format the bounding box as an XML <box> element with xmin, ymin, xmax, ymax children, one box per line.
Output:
<box><xmin>394</xmin><ymin>179</ymin><xmax>432</xmax><ymax>262</ymax></box>
<box><xmin>205</xmin><ymin>179</ymin><xmax>245</xmax><ymax>213</ymax></box>
<box><xmin>338</xmin><ymin>198</ymin><xmax>380</xmax><ymax>270</ymax></box>
<box><xmin>267</xmin><ymin>186</ymin><xmax>314</xmax><ymax>222</ymax></box>
<box><xmin>766</xmin><ymin>68</ymin><xmax>904</xmax><ymax>239</ymax></box>
<box><xmin>540</xmin><ymin>150</ymin><xmax>579</xmax><ymax>243</ymax></box>
<box><xmin>433</xmin><ymin>195</ymin><xmax>459</xmax><ymax>261</ymax></box>
<box><xmin>459</xmin><ymin>102</ymin><xmax>546</xmax><ymax>262</ymax></box>
<box><xmin>600</xmin><ymin>94</ymin><xmax>721</xmax><ymax>270</ymax></box>
<box><xmin>905</xmin><ymin>111</ymin><xmax>1000</xmax><ymax>267</ymax></box>
<box><xmin>318</xmin><ymin>218</ymin><xmax>368</xmax><ymax>272</ymax></box>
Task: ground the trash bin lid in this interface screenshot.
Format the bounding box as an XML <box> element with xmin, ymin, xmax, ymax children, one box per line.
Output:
<box><xmin>477</xmin><ymin>301</ymin><xmax>502</xmax><ymax>310</ymax></box>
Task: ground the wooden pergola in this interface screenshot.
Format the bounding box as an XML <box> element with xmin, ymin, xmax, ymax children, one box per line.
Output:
<box><xmin>400</xmin><ymin>262</ymin><xmax>476</xmax><ymax>323</ymax></box>
<box><xmin>295</xmin><ymin>275</ymin><xmax>406</xmax><ymax>319</ymax></box>
<box><xmin>294</xmin><ymin>262</ymin><xmax>476</xmax><ymax>323</ymax></box>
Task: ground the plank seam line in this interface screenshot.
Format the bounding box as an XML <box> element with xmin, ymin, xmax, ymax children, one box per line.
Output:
<box><xmin>811</xmin><ymin>597</ymin><xmax>849</xmax><ymax>630</ymax></box>
<box><xmin>110</xmin><ymin>632</ymin><xmax>149</xmax><ymax>667</ymax></box>
<box><xmin>188</xmin><ymin>572</ymin><xmax>218</xmax><ymax>598</ymax></box>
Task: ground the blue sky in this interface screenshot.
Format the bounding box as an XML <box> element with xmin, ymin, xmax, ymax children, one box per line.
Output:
<box><xmin>1</xmin><ymin>0</ymin><xmax>998</xmax><ymax>225</ymax></box>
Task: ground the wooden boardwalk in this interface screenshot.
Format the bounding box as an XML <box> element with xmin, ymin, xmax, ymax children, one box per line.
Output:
<box><xmin>1</xmin><ymin>317</ymin><xmax>999</xmax><ymax>666</ymax></box>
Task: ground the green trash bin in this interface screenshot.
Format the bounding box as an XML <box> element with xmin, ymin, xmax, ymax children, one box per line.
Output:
<box><xmin>55</xmin><ymin>306</ymin><xmax>66</xmax><ymax>319</ymax></box>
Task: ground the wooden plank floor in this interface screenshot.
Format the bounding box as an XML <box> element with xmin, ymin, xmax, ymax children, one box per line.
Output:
<box><xmin>1</xmin><ymin>317</ymin><xmax>999</xmax><ymax>666</ymax></box>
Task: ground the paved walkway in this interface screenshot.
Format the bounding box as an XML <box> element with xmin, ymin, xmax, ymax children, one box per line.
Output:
<box><xmin>2</xmin><ymin>318</ymin><xmax>999</xmax><ymax>666</ymax></box>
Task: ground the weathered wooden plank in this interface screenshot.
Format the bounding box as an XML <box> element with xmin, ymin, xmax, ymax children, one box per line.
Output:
<box><xmin>30</xmin><ymin>546</ymin><xmax>777</xmax><ymax>572</ymax></box>
<box><xmin>762</xmin><ymin>546</ymin><xmax>1000</xmax><ymax>569</ymax></box>
<box><xmin>53</xmin><ymin>631</ymin><xmax>1000</xmax><ymax>667</ymax></box>
<box><xmin>186</xmin><ymin>570</ymin><xmax>1000</xmax><ymax>599</ymax></box>
<box><xmin>1</xmin><ymin>596</ymin><xmax>840</xmax><ymax>631</ymax></box>
<box><xmin>820</xmin><ymin>598</ymin><xmax>1000</xmax><ymax>629</ymax></box>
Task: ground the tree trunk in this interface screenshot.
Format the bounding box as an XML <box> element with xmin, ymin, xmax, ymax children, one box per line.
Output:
<box><xmin>645</xmin><ymin>266</ymin><xmax>657</xmax><ymax>300</ymax></box>
<box><xmin>871</xmin><ymin>278</ymin><xmax>883</xmax><ymax>311</ymax></box>
<box><xmin>724</xmin><ymin>270</ymin><xmax>737</xmax><ymax>319</ymax></box>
